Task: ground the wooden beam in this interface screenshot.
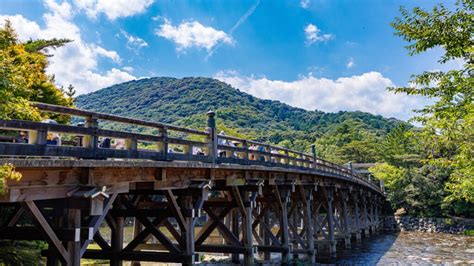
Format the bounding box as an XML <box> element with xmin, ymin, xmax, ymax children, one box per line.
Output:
<box><xmin>195</xmin><ymin>206</ymin><xmax>232</xmax><ymax>245</ymax></box>
<box><xmin>67</xmin><ymin>208</ymin><xmax>81</xmax><ymax>266</ymax></box>
<box><xmin>164</xmin><ymin>189</ymin><xmax>186</xmax><ymax>232</ymax></box>
<box><xmin>80</xmin><ymin>193</ymin><xmax>118</xmax><ymax>257</ymax></box>
<box><xmin>23</xmin><ymin>201</ymin><xmax>69</xmax><ymax>264</ymax></box>
<box><xmin>134</xmin><ymin>214</ymin><xmax>181</xmax><ymax>254</ymax></box>
<box><xmin>230</xmin><ymin>186</ymin><xmax>247</xmax><ymax>218</ymax></box>
<box><xmin>123</xmin><ymin>213</ymin><xmax>167</xmax><ymax>252</ymax></box>
<box><xmin>3</xmin><ymin>206</ymin><xmax>24</xmax><ymax>227</ymax></box>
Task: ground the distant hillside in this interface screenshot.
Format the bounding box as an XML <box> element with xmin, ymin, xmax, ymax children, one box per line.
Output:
<box><xmin>76</xmin><ymin>77</ymin><xmax>403</xmax><ymax>163</ymax></box>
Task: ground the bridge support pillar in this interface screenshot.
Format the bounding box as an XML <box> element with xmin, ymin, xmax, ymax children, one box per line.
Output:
<box><xmin>341</xmin><ymin>189</ymin><xmax>351</xmax><ymax>249</ymax></box>
<box><xmin>374</xmin><ymin>199</ymin><xmax>381</xmax><ymax>233</ymax></box>
<box><xmin>131</xmin><ymin>218</ymin><xmax>143</xmax><ymax>266</ymax></box>
<box><xmin>361</xmin><ymin>193</ymin><xmax>370</xmax><ymax>238</ymax></box>
<box><xmin>111</xmin><ymin>214</ymin><xmax>124</xmax><ymax>266</ymax></box>
<box><xmin>66</xmin><ymin>208</ymin><xmax>81</xmax><ymax>266</ymax></box>
<box><xmin>243</xmin><ymin>191</ymin><xmax>255</xmax><ymax>266</ymax></box>
<box><xmin>262</xmin><ymin>209</ymin><xmax>271</xmax><ymax>261</ymax></box>
<box><xmin>276</xmin><ymin>185</ymin><xmax>292</xmax><ymax>265</ymax></box>
<box><xmin>300</xmin><ymin>185</ymin><xmax>316</xmax><ymax>264</ymax></box>
<box><xmin>231</xmin><ymin>209</ymin><xmax>240</xmax><ymax>264</ymax></box>
<box><xmin>183</xmin><ymin>196</ymin><xmax>196</xmax><ymax>266</ymax></box>
<box><xmin>325</xmin><ymin>187</ymin><xmax>337</xmax><ymax>258</ymax></box>
<box><xmin>351</xmin><ymin>191</ymin><xmax>362</xmax><ymax>243</ymax></box>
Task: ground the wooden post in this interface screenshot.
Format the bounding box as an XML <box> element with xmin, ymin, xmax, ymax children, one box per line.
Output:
<box><xmin>157</xmin><ymin>128</ymin><xmax>168</xmax><ymax>160</ymax></box>
<box><xmin>291</xmin><ymin>202</ymin><xmax>299</xmax><ymax>260</ymax></box>
<box><xmin>276</xmin><ymin>186</ymin><xmax>292</xmax><ymax>264</ymax></box>
<box><xmin>183</xmin><ymin>196</ymin><xmax>196</xmax><ymax>266</ymax></box>
<box><xmin>243</xmin><ymin>191</ymin><xmax>254</xmax><ymax>265</ymax></box>
<box><xmin>231</xmin><ymin>209</ymin><xmax>240</xmax><ymax>264</ymax></box>
<box><xmin>341</xmin><ymin>190</ymin><xmax>351</xmax><ymax>249</ymax></box>
<box><xmin>67</xmin><ymin>209</ymin><xmax>81</xmax><ymax>266</ymax></box>
<box><xmin>242</xmin><ymin>140</ymin><xmax>249</xmax><ymax>165</ymax></box>
<box><xmin>28</xmin><ymin>129</ymin><xmax>47</xmax><ymax>145</ymax></box>
<box><xmin>374</xmin><ymin>199</ymin><xmax>380</xmax><ymax>232</ymax></box>
<box><xmin>325</xmin><ymin>187</ymin><xmax>336</xmax><ymax>258</ymax></box>
<box><xmin>131</xmin><ymin>218</ymin><xmax>143</xmax><ymax>266</ymax></box>
<box><xmin>206</xmin><ymin>111</ymin><xmax>217</xmax><ymax>164</ymax></box>
<box><xmin>111</xmin><ymin>214</ymin><xmax>124</xmax><ymax>266</ymax></box>
<box><xmin>125</xmin><ymin>138</ymin><xmax>137</xmax><ymax>151</ymax></box>
<box><xmin>301</xmin><ymin>186</ymin><xmax>315</xmax><ymax>264</ymax></box>
<box><xmin>83</xmin><ymin>115</ymin><xmax>98</xmax><ymax>149</ymax></box>
<box><xmin>369</xmin><ymin>194</ymin><xmax>375</xmax><ymax>233</ymax></box>
<box><xmin>352</xmin><ymin>192</ymin><xmax>362</xmax><ymax>242</ymax></box>
<box><xmin>263</xmin><ymin>208</ymin><xmax>271</xmax><ymax>261</ymax></box>
<box><xmin>361</xmin><ymin>194</ymin><xmax>369</xmax><ymax>237</ymax></box>
<box><xmin>265</xmin><ymin>145</ymin><xmax>271</xmax><ymax>163</ymax></box>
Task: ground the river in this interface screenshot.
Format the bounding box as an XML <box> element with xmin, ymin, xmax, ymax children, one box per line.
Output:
<box><xmin>317</xmin><ymin>231</ymin><xmax>474</xmax><ymax>265</ymax></box>
<box><xmin>86</xmin><ymin>229</ymin><xmax>474</xmax><ymax>265</ymax></box>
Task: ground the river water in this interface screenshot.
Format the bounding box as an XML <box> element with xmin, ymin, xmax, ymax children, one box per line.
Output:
<box><xmin>317</xmin><ymin>231</ymin><xmax>474</xmax><ymax>265</ymax></box>
<box><xmin>95</xmin><ymin>230</ymin><xmax>474</xmax><ymax>265</ymax></box>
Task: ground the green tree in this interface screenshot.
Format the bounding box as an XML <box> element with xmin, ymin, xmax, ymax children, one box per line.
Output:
<box><xmin>389</xmin><ymin>0</ymin><xmax>473</xmax><ymax>211</ymax></box>
<box><xmin>0</xmin><ymin>19</ymin><xmax>73</xmax><ymax>122</ymax></box>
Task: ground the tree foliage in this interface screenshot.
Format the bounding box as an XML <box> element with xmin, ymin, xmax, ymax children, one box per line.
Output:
<box><xmin>0</xmin><ymin>20</ymin><xmax>73</xmax><ymax>122</ymax></box>
<box><xmin>372</xmin><ymin>0</ymin><xmax>473</xmax><ymax>217</ymax></box>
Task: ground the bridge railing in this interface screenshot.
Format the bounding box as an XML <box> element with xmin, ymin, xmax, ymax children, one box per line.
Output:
<box><xmin>0</xmin><ymin>102</ymin><xmax>382</xmax><ymax>192</ymax></box>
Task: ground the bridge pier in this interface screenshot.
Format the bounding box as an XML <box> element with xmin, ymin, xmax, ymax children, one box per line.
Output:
<box><xmin>325</xmin><ymin>186</ymin><xmax>337</xmax><ymax>258</ymax></box>
<box><xmin>361</xmin><ymin>192</ymin><xmax>370</xmax><ymax>238</ymax></box>
<box><xmin>351</xmin><ymin>191</ymin><xmax>362</xmax><ymax>243</ymax></box>
<box><xmin>340</xmin><ymin>189</ymin><xmax>352</xmax><ymax>249</ymax></box>
<box><xmin>278</xmin><ymin>185</ymin><xmax>293</xmax><ymax>265</ymax></box>
<box><xmin>301</xmin><ymin>185</ymin><xmax>316</xmax><ymax>264</ymax></box>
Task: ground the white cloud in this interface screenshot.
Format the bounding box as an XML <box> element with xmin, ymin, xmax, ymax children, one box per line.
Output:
<box><xmin>300</xmin><ymin>0</ymin><xmax>310</xmax><ymax>9</ymax></box>
<box><xmin>73</xmin><ymin>0</ymin><xmax>154</xmax><ymax>20</ymax></box>
<box><xmin>93</xmin><ymin>46</ymin><xmax>121</xmax><ymax>63</ymax></box>
<box><xmin>122</xmin><ymin>66</ymin><xmax>134</xmax><ymax>73</ymax></box>
<box><xmin>215</xmin><ymin>71</ymin><xmax>428</xmax><ymax>120</ymax></box>
<box><xmin>305</xmin><ymin>23</ymin><xmax>333</xmax><ymax>45</ymax></box>
<box><xmin>120</xmin><ymin>29</ymin><xmax>148</xmax><ymax>54</ymax></box>
<box><xmin>0</xmin><ymin>0</ymin><xmax>135</xmax><ymax>95</ymax></box>
<box><xmin>156</xmin><ymin>19</ymin><xmax>233</xmax><ymax>52</ymax></box>
<box><xmin>346</xmin><ymin>57</ymin><xmax>355</xmax><ymax>69</ymax></box>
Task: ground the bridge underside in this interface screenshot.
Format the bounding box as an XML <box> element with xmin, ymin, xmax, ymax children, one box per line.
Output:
<box><xmin>0</xmin><ymin>159</ymin><xmax>384</xmax><ymax>265</ymax></box>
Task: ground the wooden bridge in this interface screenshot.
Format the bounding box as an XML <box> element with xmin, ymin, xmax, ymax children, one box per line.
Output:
<box><xmin>0</xmin><ymin>103</ymin><xmax>386</xmax><ymax>265</ymax></box>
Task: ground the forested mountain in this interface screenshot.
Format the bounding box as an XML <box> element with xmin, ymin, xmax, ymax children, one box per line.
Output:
<box><xmin>76</xmin><ymin>77</ymin><xmax>403</xmax><ymax>163</ymax></box>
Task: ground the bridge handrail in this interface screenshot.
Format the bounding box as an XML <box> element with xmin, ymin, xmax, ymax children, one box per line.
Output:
<box><xmin>0</xmin><ymin>103</ymin><xmax>383</xmax><ymax>193</ymax></box>
<box><xmin>32</xmin><ymin>102</ymin><xmax>209</xmax><ymax>136</ymax></box>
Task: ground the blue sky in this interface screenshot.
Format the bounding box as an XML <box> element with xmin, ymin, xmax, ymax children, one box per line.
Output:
<box><xmin>0</xmin><ymin>0</ymin><xmax>460</xmax><ymax>120</ymax></box>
